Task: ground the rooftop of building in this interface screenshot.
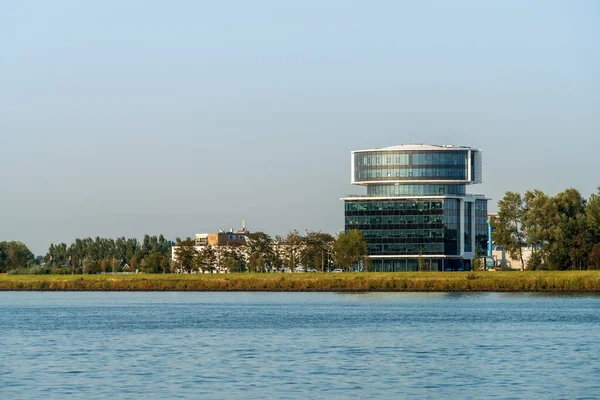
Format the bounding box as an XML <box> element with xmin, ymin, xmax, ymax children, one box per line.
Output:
<box><xmin>352</xmin><ymin>144</ymin><xmax>475</xmax><ymax>153</ymax></box>
<box><xmin>342</xmin><ymin>194</ymin><xmax>489</xmax><ymax>200</ymax></box>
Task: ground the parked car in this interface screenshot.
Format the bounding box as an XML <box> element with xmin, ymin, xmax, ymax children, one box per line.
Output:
<box><xmin>306</xmin><ymin>268</ymin><xmax>318</xmax><ymax>273</ymax></box>
<box><xmin>331</xmin><ymin>268</ymin><xmax>343</xmax><ymax>273</ymax></box>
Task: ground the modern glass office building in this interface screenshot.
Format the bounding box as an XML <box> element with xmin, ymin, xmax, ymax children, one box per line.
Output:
<box><xmin>343</xmin><ymin>144</ymin><xmax>488</xmax><ymax>271</ymax></box>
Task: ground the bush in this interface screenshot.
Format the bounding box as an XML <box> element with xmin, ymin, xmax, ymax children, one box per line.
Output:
<box><xmin>465</xmin><ymin>271</ymin><xmax>479</xmax><ymax>280</ymax></box>
<box><xmin>7</xmin><ymin>266</ymin><xmax>69</xmax><ymax>275</ymax></box>
<box><xmin>527</xmin><ymin>251</ymin><xmax>544</xmax><ymax>270</ymax></box>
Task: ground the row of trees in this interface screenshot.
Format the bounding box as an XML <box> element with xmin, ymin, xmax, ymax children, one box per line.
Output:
<box><xmin>493</xmin><ymin>187</ymin><xmax>600</xmax><ymax>270</ymax></box>
<box><xmin>174</xmin><ymin>230</ymin><xmax>368</xmax><ymax>273</ymax></box>
<box><xmin>45</xmin><ymin>235</ymin><xmax>172</xmax><ymax>273</ymax></box>
<box><xmin>1</xmin><ymin>230</ymin><xmax>368</xmax><ymax>274</ymax></box>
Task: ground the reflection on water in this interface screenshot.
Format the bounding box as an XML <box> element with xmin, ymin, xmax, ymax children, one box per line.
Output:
<box><xmin>0</xmin><ymin>292</ymin><xmax>599</xmax><ymax>399</ymax></box>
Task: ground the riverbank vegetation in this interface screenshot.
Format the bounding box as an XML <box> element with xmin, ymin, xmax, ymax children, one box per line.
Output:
<box><xmin>1</xmin><ymin>271</ymin><xmax>599</xmax><ymax>292</ymax></box>
<box><xmin>493</xmin><ymin>187</ymin><xmax>600</xmax><ymax>270</ymax></box>
<box><xmin>1</xmin><ymin>230</ymin><xmax>366</xmax><ymax>274</ymax></box>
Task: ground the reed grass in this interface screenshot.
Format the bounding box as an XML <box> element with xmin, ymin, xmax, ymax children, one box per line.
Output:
<box><xmin>1</xmin><ymin>271</ymin><xmax>600</xmax><ymax>292</ymax></box>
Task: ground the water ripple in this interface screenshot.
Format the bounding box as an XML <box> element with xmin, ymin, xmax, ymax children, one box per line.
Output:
<box><xmin>0</xmin><ymin>292</ymin><xmax>599</xmax><ymax>399</ymax></box>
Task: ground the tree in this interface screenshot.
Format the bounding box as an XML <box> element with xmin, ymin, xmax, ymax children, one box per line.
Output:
<box><xmin>196</xmin><ymin>246</ymin><xmax>217</xmax><ymax>273</ymax></box>
<box><xmin>271</xmin><ymin>238</ymin><xmax>284</xmax><ymax>272</ymax></box>
<box><xmin>523</xmin><ymin>190</ymin><xmax>558</xmax><ymax>269</ymax></box>
<box><xmin>300</xmin><ymin>232</ymin><xmax>335</xmax><ymax>271</ymax></box>
<box><xmin>99</xmin><ymin>258</ymin><xmax>112</xmax><ymax>274</ymax></box>
<box><xmin>0</xmin><ymin>241</ymin><xmax>34</xmax><ymax>271</ymax></box>
<box><xmin>173</xmin><ymin>239</ymin><xmax>197</xmax><ymax>273</ymax></box>
<box><xmin>247</xmin><ymin>232</ymin><xmax>274</xmax><ymax>272</ymax></box>
<box><xmin>46</xmin><ymin>242</ymin><xmax>68</xmax><ymax>266</ymax></box>
<box><xmin>550</xmin><ymin>188</ymin><xmax>587</xmax><ymax>270</ymax></box>
<box><xmin>586</xmin><ymin>187</ymin><xmax>600</xmax><ymax>242</ymax></box>
<box><xmin>332</xmin><ymin>230</ymin><xmax>367</xmax><ymax>271</ymax></box>
<box><xmin>492</xmin><ymin>192</ymin><xmax>527</xmax><ymax>270</ymax></box>
<box><xmin>472</xmin><ymin>247</ymin><xmax>483</xmax><ymax>271</ymax></box>
<box><xmin>284</xmin><ymin>231</ymin><xmax>302</xmax><ymax>271</ymax></box>
<box><xmin>221</xmin><ymin>247</ymin><xmax>245</xmax><ymax>273</ymax></box>
<box><xmin>82</xmin><ymin>257</ymin><xmax>101</xmax><ymax>274</ymax></box>
<box><xmin>589</xmin><ymin>243</ymin><xmax>600</xmax><ymax>270</ymax></box>
<box><xmin>141</xmin><ymin>252</ymin><xmax>170</xmax><ymax>273</ymax></box>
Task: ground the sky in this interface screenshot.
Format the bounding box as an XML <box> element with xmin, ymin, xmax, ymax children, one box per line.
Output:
<box><xmin>1</xmin><ymin>0</ymin><xmax>599</xmax><ymax>255</ymax></box>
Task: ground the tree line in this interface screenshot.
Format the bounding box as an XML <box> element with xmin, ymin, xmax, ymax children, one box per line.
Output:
<box><xmin>0</xmin><ymin>230</ymin><xmax>368</xmax><ymax>274</ymax></box>
<box><xmin>493</xmin><ymin>187</ymin><xmax>600</xmax><ymax>270</ymax></box>
<box><xmin>173</xmin><ymin>230</ymin><xmax>368</xmax><ymax>273</ymax></box>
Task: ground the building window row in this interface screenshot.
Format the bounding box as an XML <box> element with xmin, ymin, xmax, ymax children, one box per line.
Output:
<box><xmin>359</xmin><ymin>229</ymin><xmax>446</xmax><ymax>239</ymax></box>
<box><xmin>355</xmin><ymin>151</ymin><xmax>467</xmax><ymax>167</ymax></box>
<box><xmin>355</xmin><ymin>167</ymin><xmax>467</xmax><ymax>181</ymax></box>
<box><xmin>346</xmin><ymin>215</ymin><xmax>444</xmax><ymax>225</ymax></box>
<box><xmin>367</xmin><ymin>243</ymin><xmax>445</xmax><ymax>255</ymax></box>
<box><xmin>367</xmin><ymin>184</ymin><xmax>466</xmax><ymax>196</ymax></box>
<box><xmin>345</xmin><ymin>200</ymin><xmax>444</xmax><ymax>212</ymax></box>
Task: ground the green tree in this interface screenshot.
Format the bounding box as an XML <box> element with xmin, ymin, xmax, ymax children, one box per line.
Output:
<box><xmin>141</xmin><ymin>252</ymin><xmax>170</xmax><ymax>273</ymax></box>
<box><xmin>549</xmin><ymin>188</ymin><xmax>587</xmax><ymax>270</ymax></box>
<box><xmin>284</xmin><ymin>231</ymin><xmax>302</xmax><ymax>271</ymax></box>
<box><xmin>523</xmin><ymin>190</ymin><xmax>558</xmax><ymax>269</ymax></box>
<box><xmin>247</xmin><ymin>232</ymin><xmax>274</xmax><ymax>272</ymax></box>
<box><xmin>332</xmin><ymin>230</ymin><xmax>367</xmax><ymax>271</ymax></box>
<box><xmin>0</xmin><ymin>241</ymin><xmax>34</xmax><ymax>271</ymax></box>
<box><xmin>174</xmin><ymin>239</ymin><xmax>197</xmax><ymax>273</ymax></box>
<box><xmin>472</xmin><ymin>247</ymin><xmax>483</xmax><ymax>271</ymax></box>
<box><xmin>46</xmin><ymin>242</ymin><xmax>68</xmax><ymax>266</ymax></box>
<box><xmin>586</xmin><ymin>187</ymin><xmax>600</xmax><ymax>242</ymax></box>
<box><xmin>82</xmin><ymin>256</ymin><xmax>101</xmax><ymax>274</ymax></box>
<box><xmin>300</xmin><ymin>232</ymin><xmax>335</xmax><ymax>271</ymax></box>
<box><xmin>196</xmin><ymin>246</ymin><xmax>217</xmax><ymax>273</ymax></box>
<box><xmin>492</xmin><ymin>192</ymin><xmax>527</xmax><ymax>270</ymax></box>
<box><xmin>221</xmin><ymin>247</ymin><xmax>245</xmax><ymax>273</ymax></box>
<box><xmin>589</xmin><ymin>243</ymin><xmax>600</xmax><ymax>270</ymax></box>
<box><xmin>271</xmin><ymin>238</ymin><xmax>284</xmax><ymax>271</ymax></box>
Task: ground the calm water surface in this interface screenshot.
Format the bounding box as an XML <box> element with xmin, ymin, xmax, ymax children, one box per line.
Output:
<box><xmin>0</xmin><ymin>292</ymin><xmax>599</xmax><ymax>399</ymax></box>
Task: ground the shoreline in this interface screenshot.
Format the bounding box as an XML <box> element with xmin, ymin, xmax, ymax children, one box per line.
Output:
<box><xmin>1</xmin><ymin>271</ymin><xmax>600</xmax><ymax>292</ymax></box>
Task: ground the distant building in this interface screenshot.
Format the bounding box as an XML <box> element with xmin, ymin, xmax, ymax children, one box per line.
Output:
<box><xmin>342</xmin><ymin>144</ymin><xmax>489</xmax><ymax>271</ymax></box>
<box><xmin>490</xmin><ymin>245</ymin><xmax>532</xmax><ymax>270</ymax></box>
<box><xmin>171</xmin><ymin>221</ymin><xmax>250</xmax><ymax>266</ymax></box>
<box><xmin>195</xmin><ymin>231</ymin><xmax>248</xmax><ymax>247</ymax></box>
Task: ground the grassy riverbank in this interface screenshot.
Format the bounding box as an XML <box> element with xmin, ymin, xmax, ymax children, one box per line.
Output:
<box><xmin>1</xmin><ymin>271</ymin><xmax>600</xmax><ymax>292</ymax></box>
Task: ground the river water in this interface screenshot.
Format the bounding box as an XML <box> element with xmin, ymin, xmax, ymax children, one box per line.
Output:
<box><xmin>0</xmin><ymin>292</ymin><xmax>599</xmax><ymax>399</ymax></box>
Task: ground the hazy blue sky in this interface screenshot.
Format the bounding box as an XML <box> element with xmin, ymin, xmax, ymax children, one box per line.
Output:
<box><xmin>1</xmin><ymin>1</ymin><xmax>599</xmax><ymax>255</ymax></box>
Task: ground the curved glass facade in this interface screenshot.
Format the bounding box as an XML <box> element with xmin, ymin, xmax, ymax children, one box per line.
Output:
<box><xmin>355</xmin><ymin>167</ymin><xmax>467</xmax><ymax>181</ymax></box>
<box><xmin>367</xmin><ymin>184</ymin><xmax>466</xmax><ymax>197</ymax></box>
<box><xmin>354</xmin><ymin>150</ymin><xmax>469</xmax><ymax>183</ymax></box>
